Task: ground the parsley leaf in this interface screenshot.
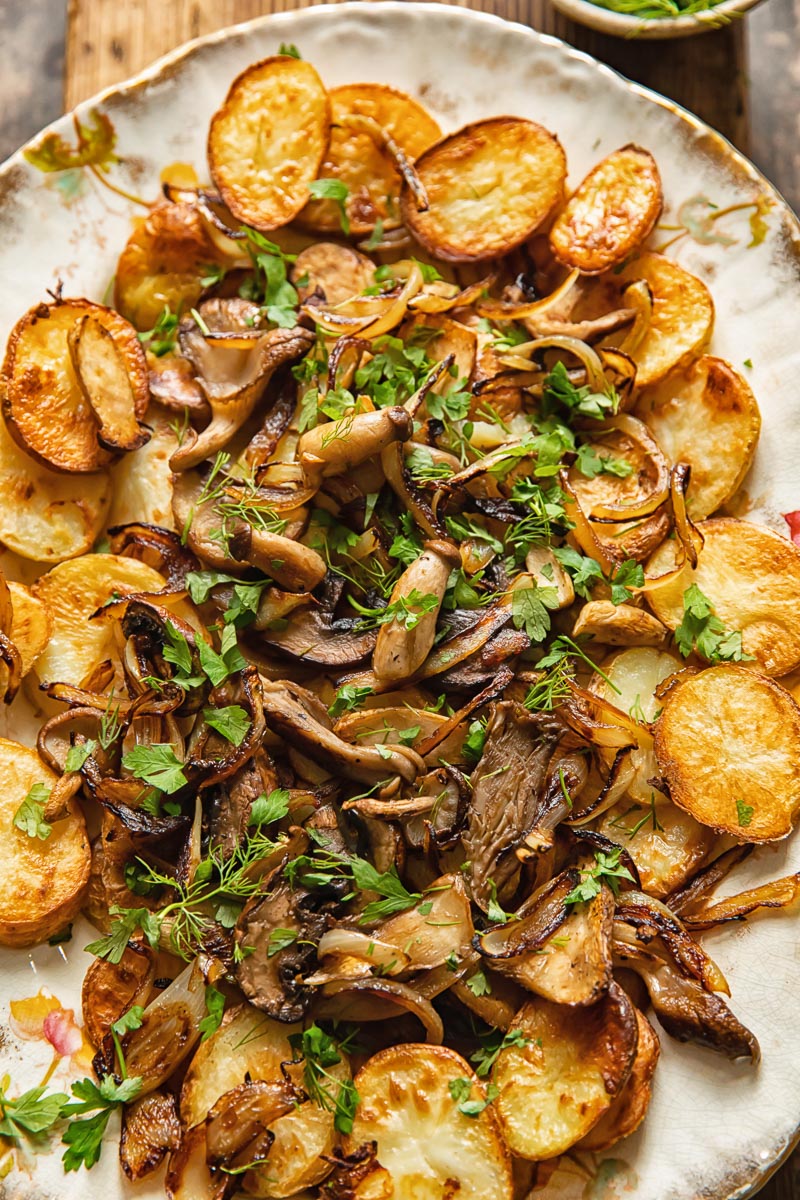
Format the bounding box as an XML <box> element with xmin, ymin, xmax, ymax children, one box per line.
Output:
<box><xmin>84</xmin><ymin>906</ymin><xmax>162</xmax><ymax>964</ymax></box>
<box><xmin>137</xmin><ymin>306</ymin><xmax>178</xmax><ymax>357</ymax></box>
<box><xmin>486</xmin><ymin>880</ymin><xmax>517</xmax><ymax>925</ymax></box>
<box><xmin>445</xmin><ymin>514</ymin><xmax>504</xmax><ymax>556</ymax></box>
<box><xmin>249</xmin><ymin>788</ymin><xmax>291</xmax><ymax>827</ymax></box>
<box><xmin>470</xmin><ymin>1029</ymin><xmax>533</xmax><ymax>1078</ymax></box>
<box><xmin>65</xmin><ymin>740</ymin><xmax>96</xmax><ymax>773</ymax></box>
<box><xmin>122</xmin><ymin>744</ymin><xmax>187</xmax><ymax>795</ymax></box>
<box><xmin>13</xmin><ymin>783</ymin><xmax>52</xmax><ymax>840</ymax></box>
<box><xmin>552</xmin><ymin>545</ymin><xmax>604</xmax><ymax>600</ymax></box>
<box><xmin>575</xmin><ymin>444</ymin><xmax>633</xmax><ymax>479</ymax></box>
<box><xmin>542</xmin><ymin>360</ymin><xmax>620</xmax><ymax>420</ymax></box>
<box><xmin>350</xmin><ymin>589</ymin><xmax>439</xmax><ymax>632</ymax></box>
<box><xmin>308</xmin><ymin>178</ymin><xmax>350</xmax><ymax>235</ymax></box>
<box><xmin>328</xmin><ymin>684</ymin><xmax>373</xmax><ymax>718</ymax></box>
<box><xmin>203</xmin><ymin>704</ymin><xmax>250</xmax><ymax>746</ymax></box>
<box><xmin>463</xmin><ymin>717</ymin><xmax>488</xmax><ymax>765</ymax></box>
<box><xmin>608</xmin><ymin>559</ymin><xmax>645</xmax><ymax>605</ymax></box>
<box><xmin>162</xmin><ymin>621</ymin><xmax>205</xmax><ymax>690</ymax></box>
<box><xmin>674</xmin><ymin>584</ymin><xmax>751</xmax><ymax>663</ymax></box>
<box><xmin>278</xmin><ymin>42</ymin><xmax>301</xmax><ymax>58</ymax></box>
<box><xmin>196</xmin><ymin>623</ymin><xmax>246</xmax><ymax>685</ymax></box>
<box><xmin>736</xmin><ymin>798</ymin><xmax>754</xmax><ymax>828</ymax></box>
<box><xmin>288</xmin><ymin>1025</ymin><xmax>360</xmax><ymax>1135</ymax></box>
<box><xmin>465</xmin><ymin>969</ymin><xmax>491</xmax><ymax>997</ymax></box>
<box><xmin>511</xmin><ymin>583</ymin><xmax>559</xmax><ymax>643</ymax></box>
<box><xmin>268</xmin><ymin>928</ymin><xmax>298</xmax><ymax>957</ymax></box>
<box><xmin>0</xmin><ymin>1079</ymin><xmax>69</xmax><ymax>1140</ymax></box>
<box><xmin>240</xmin><ymin>227</ymin><xmax>299</xmax><ymax>327</ymax></box>
<box><xmin>198</xmin><ymin>983</ymin><xmax>226</xmax><ymax>1041</ymax></box>
<box><xmin>448</xmin><ymin>1077</ymin><xmax>499</xmax><ymax>1117</ymax></box>
<box><xmin>564</xmin><ymin>847</ymin><xmax>634</xmax><ymax>906</ymax></box>
<box><xmin>61</xmin><ymin>1076</ymin><xmax>143</xmax><ymax>1171</ymax></box>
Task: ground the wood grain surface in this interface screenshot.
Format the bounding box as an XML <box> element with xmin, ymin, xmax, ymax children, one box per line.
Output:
<box><xmin>14</xmin><ymin>1</ymin><xmax>796</xmax><ymax>1197</ymax></box>
<box><xmin>65</xmin><ymin>0</ymin><xmax>749</xmax><ymax>149</ymax></box>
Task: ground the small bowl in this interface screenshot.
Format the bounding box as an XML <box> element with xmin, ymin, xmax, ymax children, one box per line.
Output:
<box><xmin>548</xmin><ymin>0</ymin><xmax>764</xmax><ymax>38</ymax></box>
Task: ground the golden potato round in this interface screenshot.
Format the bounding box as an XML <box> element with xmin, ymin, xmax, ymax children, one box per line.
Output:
<box><xmin>115</xmin><ymin>201</ymin><xmax>228</xmax><ymax>331</ymax></box>
<box><xmin>0</xmin><ymin>401</ymin><xmax>110</xmax><ymax>561</ymax></box>
<box><xmin>2</xmin><ymin>299</ymin><xmax>149</xmax><ymax>474</ymax></box>
<box><xmin>32</xmin><ymin>554</ymin><xmax>167</xmax><ymax>688</ymax></box>
<box><xmin>492</xmin><ymin>984</ymin><xmax>637</xmax><ymax>1160</ymax></box>
<box><xmin>549</xmin><ymin>145</ymin><xmax>663</xmax><ymax>274</ymax></box>
<box><xmin>346</xmin><ymin>1043</ymin><xmax>513</xmax><ymax>1200</ymax></box>
<box><xmin>8</xmin><ymin>582</ymin><xmax>52</xmax><ymax>674</ymax></box>
<box><xmin>299</xmin><ymin>83</ymin><xmax>441</xmax><ymax>236</ymax></box>
<box><xmin>646</xmin><ymin>517</ymin><xmax>800</xmax><ymax>676</ymax></box>
<box><xmin>636</xmin><ymin>355</ymin><xmax>761</xmax><ymax>520</ymax></box>
<box><xmin>108</xmin><ymin>405</ymin><xmax>178</xmax><ymax>531</ymax></box>
<box><xmin>616</xmin><ymin>253</ymin><xmax>714</xmax><ymax>388</ymax></box>
<box><xmin>654</xmin><ymin>664</ymin><xmax>800</xmax><ymax>840</ymax></box>
<box><xmin>182</xmin><ymin>1004</ymin><xmax>350</xmax><ymax>1198</ymax></box>
<box><xmin>0</xmin><ymin>738</ymin><xmax>90</xmax><ymax>946</ymax></box>
<box><xmin>579</xmin><ymin>1008</ymin><xmax>660</xmax><ymax>1152</ymax></box>
<box><xmin>401</xmin><ymin>117</ymin><xmax>566</xmax><ymax>263</ymax></box>
<box><xmin>208</xmin><ymin>56</ymin><xmax>330</xmax><ymax>232</ymax></box>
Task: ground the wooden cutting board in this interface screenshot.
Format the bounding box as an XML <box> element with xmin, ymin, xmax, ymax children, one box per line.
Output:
<box><xmin>65</xmin><ymin>0</ymin><xmax>749</xmax><ymax>153</ymax></box>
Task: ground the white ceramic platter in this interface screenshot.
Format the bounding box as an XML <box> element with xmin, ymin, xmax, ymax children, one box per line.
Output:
<box><xmin>1</xmin><ymin>5</ymin><xmax>799</xmax><ymax>1199</ymax></box>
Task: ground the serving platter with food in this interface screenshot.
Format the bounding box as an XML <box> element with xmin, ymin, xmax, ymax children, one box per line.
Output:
<box><xmin>0</xmin><ymin>6</ymin><xmax>799</xmax><ymax>1200</ymax></box>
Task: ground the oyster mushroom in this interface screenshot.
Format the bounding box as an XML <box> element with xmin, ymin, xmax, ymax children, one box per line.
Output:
<box><xmin>298</xmin><ymin>406</ymin><xmax>412</xmax><ymax>487</ymax></box>
<box><xmin>170</xmin><ymin>300</ymin><xmax>313</xmax><ymax>470</ymax></box>
<box><xmin>373</xmin><ymin>538</ymin><xmax>460</xmax><ymax>685</ymax></box>
<box><xmin>260</xmin><ymin>678</ymin><xmax>425</xmax><ymax>785</ymax></box>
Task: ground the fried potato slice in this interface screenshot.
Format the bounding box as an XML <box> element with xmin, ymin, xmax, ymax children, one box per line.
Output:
<box><xmin>108</xmin><ymin>405</ymin><xmax>178</xmax><ymax>530</ymax></box>
<box><xmin>646</xmin><ymin>517</ymin><xmax>800</xmax><ymax>676</ymax></box>
<box><xmin>115</xmin><ymin>201</ymin><xmax>230</xmax><ymax>331</ymax></box>
<box><xmin>401</xmin><ymin>118</ymin><xmax>566</xmax><ymax>263</ymax></box>
<box><xmin>614</xmin><ymin>253</ymin><xmax>714</xmax><ymax>388</ymax></box>
<box><xmin>182</xmin><ymin>1004</ymin><xmax>349</xmax><ymax>1198</ymax></box>
<box><xmin>492</xmin><ymin>983</ymin><xmax>637</xmax><ymax>1160</ymax></box>
<box><xmin>550</xmin><ymin>145</ymin><xmax>662</xmax><ymax>275</ymax></box>
<box><xmin>208</xmin><ymin>56</ymin><xmax>330</xmax><ymax>232</ymax></box>
<box><xmin>345</xmin><ymin>1043</ymin><xmax>513</xmax><ymax>1200</ymax></box>
<box><xmin>597</xmin><ymin>795</ymin><xmax>715</xmax><ymax>897</ymax></box>
<box><xmin>2</xmin><ymin>299</ymin><xmax>149</xmax><ymax>473</ymax></box>
<box><xmin>292</xmin><ymin>242</ymin><xmax>375</xmax><ymax>306</ymax></box>
<box><xmin>636</xmin><ymin>356</ymin><xmax>761</xmax><ymax>520</ymax></box>
<box><xmin>579</xmin><ymin>1008</ymin><xmax>660</xmax><ymax>1151</ymax></box>
<box><xmin>0</xmin><ymin>402</ymin><xmax>110</xmax><ymax>561</ymax></box>
<box><xmin>32</xmin><ymin>554</ymin><xmax>167</xmax><ymax>688</ymax></box>
<box><xmin>8</xmin><ymin>582</ymin><xmax>52</xmax><ymax>674</ymax></box>
<box><xmin>69</xmin><ymin>315</ymin><xmax>150</xmax><ymax>453</ymax></box>
<box><xmin>299</xmin><ymin>83</ymin><xmax>441</xmax><ymax>236</ymax></box>
<box><xmin>654</xmin><ymin>663</ymin><xmax>800</xmax><ymax>840</ymax></box>
<box><xmin>0</xmin><ymin>738</ymin><xmax>90</xmax><ymax>946</ymax></box>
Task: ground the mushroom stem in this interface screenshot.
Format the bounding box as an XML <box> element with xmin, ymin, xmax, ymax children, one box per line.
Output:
<box><xmin>298</xmin><ymin>406</ymin><xmax>412</xmax><ymax>486</ymax></box>
<box><xmin>373</xmin><ymin>538</ymin><xmax>460</xmax><ymax>685</ymax></box>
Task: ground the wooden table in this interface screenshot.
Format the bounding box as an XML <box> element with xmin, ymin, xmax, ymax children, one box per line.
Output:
<box><xmin>0</xmin><ymin>0</ymin><xmax>798</xmax><ymax>1195</ymax></box>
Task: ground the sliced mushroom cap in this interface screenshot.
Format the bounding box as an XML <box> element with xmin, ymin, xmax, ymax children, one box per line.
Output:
<box><xmin>227</xmin><ymin>523</ymin><xmax>327</xmax><ymax>592</ymax></box>
<box><xmin>235</xmin><ymin>882</ymin><xmax>321</xmax><ymax>1022</ymax></box>
<box><xmin>462</xmin><ymin>704</ymin><xmax>570</xmax><ymax>911</ymax></box>
<box><xmin>171</xmin><ymin>302</ymin><xmax>314</xmax><ymax>470</ymax></box>
<box><xmin>572</xmin><ymin>600</ymin><xmax>668</xmax><ymax>647</ymax></box>
<box><xmin>257</xmin><ymin>602</ymin><xmax>378</xmax><ymax>668</ymax></box>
